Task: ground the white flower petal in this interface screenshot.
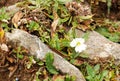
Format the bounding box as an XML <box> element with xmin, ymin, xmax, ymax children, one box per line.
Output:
<box><xmin>80</xmin><ymin>44</ymin><xmax>87</xmax><ymax>50</ymax></box>
<box><xmin>75</xmin><ymin>46</ymin><xmax>83</xmax><ymax>53</ymax></box>
<box><xmin>75</xmin><ymin>44</ymin><xmax>87</xmax><ymax>53</ymax></box>
<box><xmin>70</xmin><ymin>39</ymin><xmax>77</xmax><ymax>47</ymax></box>
<box><xmin>77</xmin><ymin>38</ymin><xmax>85</xmax><ymax>44</ymax></box>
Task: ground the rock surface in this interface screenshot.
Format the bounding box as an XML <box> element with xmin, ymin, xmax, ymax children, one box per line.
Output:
<box><xmin>76</xmin><ymin>29</ymin><xmax>120</xmax><ymax>61</ymax></box>
<box><xmin>5</xmin><ymin>29</ymin><xmax>86</xmax><ymax>81</ymax></box>
<box><xmin>5</xmin><ymin>28</ymin><xmax>120</xmax><ymax>81</ymax></box>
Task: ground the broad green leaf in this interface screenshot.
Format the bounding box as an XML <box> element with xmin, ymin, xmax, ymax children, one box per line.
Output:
<box><xmin>86</xmin><ymin>76</ymin><xmax>93</xmax><ymax>81</ymax></box>
<box><xmin>94</xmin><ymin>64</ymin><xmax>100</xmax><ymax>73</ymax></box>
<box><xmin>86</xmin><ymin>64</ymin><xmax>95</xmax><ymax>78</ymax></box>
<box><xmin>45</xmin><ymin>52</ymin><xmax>58</xmax><ymax>74</ymax></box>
<box><xmin>109</xmin><ymin>33</ymin><xmax>120</xmax><ymax>42</ymax></box>
<box><xmin>96</xmin><ymin>27</ymin><xmax>110</xmax><ymax>37</ymax></box>
<box><xmin>79</xmin><ymin>53</ymin><xmax>89</xmax><ymax>58</ymax></box>
<box><xmin>65</xmin><ymin>75</ymin><xmax>71</xmax><ymax>81</ymax></box>
<box><xmin>100</xmin><ymin>70</ymin><xmax>108</xmax><ymax>81</ymax></box>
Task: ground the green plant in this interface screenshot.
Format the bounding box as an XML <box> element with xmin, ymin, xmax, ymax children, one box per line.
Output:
<box><xmin>0</xmin><ymin>7</ymin><xmax>10</xmax><ymax>21</ymax></box>
<box><xmin>65</xmin><ymin>75</ymin><xmax>76</xmax><ymax>81</ymax></box>
<box><xmin>26</xmin><ymin>56</ymin><xmax>36</xmax><ymax>69</ymax></box>
<box><xmin>86</xmin><ymin>64</ymin><xmax>108</xmax><ymax>81</ymax></box>
<box><xmin>12</xmin><ymin>47</ymin><xmax>25</xmax><ymax>59</ymax></box>
<box><xmin>45</xmin><ymin>52</ymin><xmax>58</xmax><ymax>74</ymax></box>
<box><xmin>27</xmin><ymin>21</ymin><xmax>40</xmax><ymax>31</ymax></box>
<box><xmin>96</xmin><ymin>27</ymin><xmax>120</xmax><ymax>42</ymax></box>
<box><xmin>49</xmin><ymin>33</ymin><xmax>60</xmax><ymax>50</ymax></box>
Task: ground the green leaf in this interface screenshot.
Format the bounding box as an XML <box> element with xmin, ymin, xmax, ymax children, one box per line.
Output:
<box><xmin>67</xmin><ymin>27</ymin><xmax>76</xmax><ymax>39</ymax></box>
<box><xmin>27</xmin><ymin>21</ymin><xmax>39</xmax><ymax>31</ymax></box>
<box><xmin>96</xmin><ymin>27</ymin><xmax>120</xmax><ymax>42</ymax></box>
<box><xmin>108</xmin><ymin>70</ymin><xmax>115</xmax><ymax>79</ymax></box>
<box><xmin>94</xmin><ymin>64</ymin><xmax>100</xmax><ymax>73</ymax></box>
<box><xmin>0</xmin><ymin>7</ymin><xmax>10</xmax><ymax>20</ymax></box>
<box><xmin>45</xmin><ymin>52</ymin><xmax>58</xmax><ymax>74</ymax></box>
<box><xmin>17</xmin><ymin>53</ymin><xmax>24</xmax><ymax>59</ymax></box>
<box><xmin>49</xmin><ymin>33</ymin><xmax>60</xmax><ymax>50</ymax></box>
<box><xmin>86</xmin><ymin>64</ymin><xmax>95</xmax><ymax>78</ymax></box>
<box><xmin>79</xmin><ymin>53</ymin><xmax>89</xmax><ymax>58</ymax></box>
<box><xmin>59</xmin><ymin>17</ymin><xmax>69</xmax><ymax>23</ymax></box>
<box><xmin>65</xmin><ymin>75</ymin><xmax>76</xmax><ymax>81</ymax></box>
<box><xmin>100</xmin><ymin>70</ymin><xmax>108</xmax><ymax>81</ymax></box>
<box><xmin>59</xmin><ymin>39</ymin><xmax>70</xmax><ymax>47</ymax></box>
<box><xmin>109</xmin><ymin>33</ymin><xmax>120</xmax><ymax>42</ymax></box>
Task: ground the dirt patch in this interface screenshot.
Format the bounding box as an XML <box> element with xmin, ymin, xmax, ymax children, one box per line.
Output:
<box><xmin>0</xmin><ymin>0</ymin><xmax>23</xmax><ymax>8</ymax></box>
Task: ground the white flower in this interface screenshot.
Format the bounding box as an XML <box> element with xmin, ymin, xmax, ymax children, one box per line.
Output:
<box><xmin>70</xmin><ymin>38</ymin><xmax>87</xmax><ymax>53</ymax></box>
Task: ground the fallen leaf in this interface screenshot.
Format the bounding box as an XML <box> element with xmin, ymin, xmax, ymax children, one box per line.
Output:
<box><xmin>52</xmin><ymin>75</ymin><xmax>64</xmax><ymax>81</ymax></box>
<box><xmin>8</xmin><ymin>65</ymin><xmax>18</xmax><ymax>78</ymax></box>
<box><xmin>51</xmin><ymin>10</ymin><xmax>59</xmax><ymax>37</ymax></box>
<box><xmin>12</xmin><ymin>11</ymin><xmax>23</xmax><ymax>28</ymax></box>
<box><xmin>77</xmin><ymin>24</ymin><xmax>90</xmax><ymax>31</ymax></box>
<box><xmin>6</xmin><ymin>56</ymin><xmax>14</xmax><ymax>63</ymax></box>
<box><xmin>0</xmin><ymin>43</ymin><xmax>8</xmax><ymax>52</ymax></box>
<box><xmin>0</xmin><ymin>27</ymin><xmax>5</xmax><ymax>43</ymax></box>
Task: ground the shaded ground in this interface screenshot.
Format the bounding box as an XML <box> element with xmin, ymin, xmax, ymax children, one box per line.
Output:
<box><xmin>0</xmin><ymin>47</ymin><xmax>40</xmax><ymax>81</ymax></box>
<box><xmin>0</xmin><ymin>0</ymin><xmax>23</xmax><ymax>8</ymax></box>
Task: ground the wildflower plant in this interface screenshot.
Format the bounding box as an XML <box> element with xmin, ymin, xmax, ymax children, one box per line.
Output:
<box><xmin>70</xmin><ymin>38</ymin><xmax>87</xmax><ymax>53</ymax></box>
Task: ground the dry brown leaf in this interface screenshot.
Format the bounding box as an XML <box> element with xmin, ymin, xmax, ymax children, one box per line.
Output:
<box><xmin>8</xmin><ymin>65</ymin><xmax>18</xmax><ymax>78</ymax></box>
<box><xmin>0</xmin><ymin>43</ymin><xmax>8</xmax><ymax>52</ymax></box>
<box><xmin>6</xmin><ymin>56</ymin><xmax>15</xmax><ymax>63</ymax></box>
<box><xmin>12</xmin><ymin>11</ymin><xmax>23</xmax><ymax>28</ymax></box>
<box><xmin>51</xmin><ymin>10</ymin><xmax>59</xmax><ymax>37</ymax></box>
<box><xmin>77</xmin><ymin>24</ymin><xmax>90</xmax><ymax>31</ymax></box>
<box><xmin>52</xmin><ymin>75</ymin><xmax>64</xmax><ymax>81</ymax></box>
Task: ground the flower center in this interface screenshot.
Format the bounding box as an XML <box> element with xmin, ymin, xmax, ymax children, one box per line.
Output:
<box><xmin>76</xmin><ymin>42</ymin><xmax>81</xmax><ymax>46</ymax></box>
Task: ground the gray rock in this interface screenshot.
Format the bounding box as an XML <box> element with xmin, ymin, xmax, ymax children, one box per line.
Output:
<box><xmin>76</xmin><ymin>29</ymin><xmax>120</xmax><ymax>61</ymax></box>
<box><xmin>5</xmin><ymin>29</ymin><xmax>86</xmax><ymax>81</ymax></box>
<box><xmin>6</xmin><ymin>4</ymin><xmax>20</xmax><ymax>13</ymax></box>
